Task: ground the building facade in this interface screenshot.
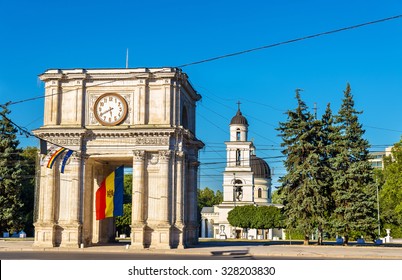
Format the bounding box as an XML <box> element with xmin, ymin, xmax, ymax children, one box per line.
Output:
<box><xmin>201</xmin><ymin>107</ymin><xmax>283</xmax><ymax>240</ymax></box>
<box><xmin>33</xmin><ymin>68</ymin><xmax>204</xmax><ymax>249</ymax></box>
<box><xmin>369</xmin><ymin>147</ymin><xmax>392</xmax><ymax>169</ymax></box>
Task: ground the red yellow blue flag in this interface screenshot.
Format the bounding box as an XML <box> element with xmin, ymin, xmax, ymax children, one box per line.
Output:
<box><xmin>95</xmin><ymin>166</ymin><xmax>124</xmax><ymax>220</ymax></box>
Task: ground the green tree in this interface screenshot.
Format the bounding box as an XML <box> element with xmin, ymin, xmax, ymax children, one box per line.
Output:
<box><xmin>277</xmin><ymin>91</ymin><xmax>331</xmax><ymax>245</ymax></box>
<box><xmin>197</xmin><ymin>187</ymin><xmax>223</xmax><ymax>229</ymax></box>
<box><xmin>116</xmin><ymin>173</ymin><xmax>132</xmax><ymax>236</ymax></box>
<box><xmin>330</xmin><ymin>84</ymin><xmax>377</xmax><ymax>243</ymax></box>
<box><xmin>271</xmin><ymin>189</ymin><xmax>284</xmax><ymax>204</ymax></box>
<box><xmin>19</xmin><ymin>146</ymin><xmax>38</xmax><ymax>236</ymax></box>
<box><xmin>198</xmin><ymin>187</ymin><xmax>221</xmax><ymax>210</ymax></box>
<box><xmin>123</xmin><ymin>173</ymin><xmax>132</xmax><ymax>203</ymax></box>
<box><xmin>252</xmin><ymin>206</ymin><xmax>284</xmax><ymax>230</ymax></box>
<box><xmin>116</xmin><ymin>203</ymin><xmax>131</xmax><ymax>236</ymax></box>
<box><xmin>0</xmin><ymin>104</ymin><xmax>24</xmax><ymax>233</ymax></box>
<box><xmin>198</xmin><ymin>187</ymin><xmax>222</xmax><ymax>211</ymax></box>
<box><xmin>227</xmin><ymin>205</ymin><xmax>256</xmax><ymax>236</ymax></box>
<box><xmin>316</xmin><ymin>103</ymin><xmax>339</xmax><ymax>243</ymax></box>
<box><xmin>378</xmin><ymin>140</ymin><xmax>402</xmax><ymax>237</ymax></box>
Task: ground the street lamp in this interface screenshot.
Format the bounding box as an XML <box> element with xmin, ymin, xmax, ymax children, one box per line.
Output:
<box><xmin>376</xmin><ymin>183</ymin><xmax>381</xmax><ymax>237</ymax></box>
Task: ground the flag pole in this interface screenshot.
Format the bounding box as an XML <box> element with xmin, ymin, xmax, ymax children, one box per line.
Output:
<box><xmin>126</xmin><ymin>48</ymin><xmax>129</xmax><ymax>69</ymax></box>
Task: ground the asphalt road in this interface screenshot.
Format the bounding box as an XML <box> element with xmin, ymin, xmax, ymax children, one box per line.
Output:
<box><xmin>0</xmin><ymin>251</ymin><xmax>329</xmax><ymax>260</ymax></box>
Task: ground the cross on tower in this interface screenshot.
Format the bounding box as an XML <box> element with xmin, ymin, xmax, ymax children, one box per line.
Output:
<box><xmin>236</xmin><ymin>101</ymin><xmax>241</xmax><ymax>111</ymax></box>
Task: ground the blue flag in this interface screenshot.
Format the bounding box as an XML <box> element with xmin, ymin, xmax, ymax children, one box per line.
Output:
<box><xmin>60</xmin><ymin>150</ymin><xmax>74</xmax><ymax>173</ymax></box>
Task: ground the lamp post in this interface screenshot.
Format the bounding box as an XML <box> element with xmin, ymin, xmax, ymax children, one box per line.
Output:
<box><xmin>376</xmin><ymin>182</ymin><xmax>381</xmax><ymax>237</ymax></box>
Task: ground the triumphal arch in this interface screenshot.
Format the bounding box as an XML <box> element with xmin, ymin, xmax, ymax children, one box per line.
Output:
<box><xmin>33</xmin><ymin>68</ymin><xmax>204</xmax><ymax>249</ymax></box>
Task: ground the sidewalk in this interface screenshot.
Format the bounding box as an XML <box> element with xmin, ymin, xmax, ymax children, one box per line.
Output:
<box><xmin>1</xmin><ymin>239</ymin><xmax>402</xmax><ymax>259</ymax></box>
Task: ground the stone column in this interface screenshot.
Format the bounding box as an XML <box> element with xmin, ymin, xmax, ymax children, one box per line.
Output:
<box><xmin>82</xmin><ymin>159</ymin><xmax>94</xmax><ymax>246</ymax></box>
<box><xmin>60</xmin><ymin>155</ymin><xmax>82</xmax><ymax>248</ymax></box>
<box><xmin>131</xmin><ymin>150</ymin><xmax>146</xmax><ymax>249</ymax></box>
<box><xmin>158</xmin><ymin>150</ymin><xmax>171</xmax><ymax>224</ymax></box>
<box><xmin>268</xmin><ymin>228</ymin><xmax>273</xmax><ymax>240</ymax></box>
<box><xmin>200</xmin><ymin>219</ymin><xmax>205</xmax><ymax>238</ymax></box>
<box><xmin>91</xmin><ymin>162</ymin><xmax>104</xmax><ymax>244</ymax></box>
<box><xmin>153</xmin><ymin>150</ymin><xmax>172</xmax><ymax>249</ymax></box>
<box><xmin>33</xmin><ymin>165</ymin><xmax>57</xmax><ymax>247</ymax></box>
<box><xmin>175</xmin><ymin>151</ymin><xmax>186</xmax><ymax>248</ymax></box>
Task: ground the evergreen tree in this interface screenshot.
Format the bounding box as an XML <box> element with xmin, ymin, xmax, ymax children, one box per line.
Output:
<box><xmin>318</xmin><ymin>103</ymin><xmax>339</xmax><ymax>243</ymax></box>
<box><xmin>277</xmin><ymin>91</ymin><xmax>331</xmax><ymax>245</ymax></box>
<box><xmin>20</xmin><ymin>146</ymin><xmax>38</xmax><ymax>236</ymax></box>
<box><xmin>0</xmin><ymin>104</ymin><xmax>24</xmax><ymax>233</ymax></box>
<box><xmin>331</xmin><ymin>84</ymin><xmax>377</xmax><ymax>244</ymax></box>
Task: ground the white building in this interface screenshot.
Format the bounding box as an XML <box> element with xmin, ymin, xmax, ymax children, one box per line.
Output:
<box><xmin>201</xmin><ymin>107</ymin><xmax>283</xmax><ymax>240</ymax></box>
<box><xmin>369</xmin><ymin>147</ymin><xmax>392</xmax><ymax>169</ymax></box>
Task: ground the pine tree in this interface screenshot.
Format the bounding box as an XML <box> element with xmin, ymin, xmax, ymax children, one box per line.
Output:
<box><xmin>20</xmin><ymin>146</ymin><xmax>38</xmax><ymax>236</ymax></box>
<box><xmin>0</xmin><ymin>104</ymin><xmax>24</xmax><ymax>233</ymax></box>
<box><xmin>331</xmin><ymin>84</ymin><xmax>377</xmax><ymax>244</ymax></box>
<box><xmin>318</xmin><ymin>103</ymin><xmax>339</xmax><ymax>242</ymax></box>
<box><xmin>277</xmin><ymin>91</ymin><xmax>331</xmax><ymax>245</ymax></box>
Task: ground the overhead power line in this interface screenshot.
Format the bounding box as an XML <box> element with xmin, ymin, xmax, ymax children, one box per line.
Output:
<box><xmin>177</xmin><ymin>14</ymin><xmax>402</xmax><ymax>68</ymax></box>
<box><xmin>3</xmin><ymin>14</ymin><xmax>402</xmax><ymax>109</ymax></box>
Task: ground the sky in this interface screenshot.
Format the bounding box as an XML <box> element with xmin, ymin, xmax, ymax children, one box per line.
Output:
<box><xmin>1</xmin><ymin>0</ymin><xmax>402</xmax><ymax>192</ymax></box>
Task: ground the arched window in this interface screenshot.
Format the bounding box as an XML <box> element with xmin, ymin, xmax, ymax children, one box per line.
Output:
<box><xmin>258</xmin><ymin>188</ymin><xmax>262</xmax><ymax>198</ymax></box>
<box><xmin>236</xmin><ymin>129</ymin><xmax>241</xmax><ymax>141</ymax></box>
<box><xmin>234</xmin><ymin>179</ymin><xmax>243</xmax><ymax>201</ymax></box>
<box><xmin>236</xmin><ymin>149</ymin><xmax>241</xmax><ymax>166</ymax></box>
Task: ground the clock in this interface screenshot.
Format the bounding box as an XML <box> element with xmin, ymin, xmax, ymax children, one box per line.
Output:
<box><xmin>94</xmin><ymin>93</ymin><xmax>128</xmax><ymax>126</ymax></box>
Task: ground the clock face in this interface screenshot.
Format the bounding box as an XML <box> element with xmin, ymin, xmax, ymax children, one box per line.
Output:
<box><xmin>94</xmin><ymin>93</ymin><xmax>128</xmax><ymax>126</ymax></box>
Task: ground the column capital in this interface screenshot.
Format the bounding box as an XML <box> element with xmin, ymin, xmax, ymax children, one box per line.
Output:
<box><xmin>176</xmin><ymin>151</ymin><xmax>185</xmax><ymax>160</ymax></box>
<box><xmin>133</xmin><ymin>150</ymin><xmax>145</xmax><ymax>161</ymax></box>
<box><xmin>159</xmin><ymin>150</ymin><xmax>171</xmax><ymax>161</ymax></box>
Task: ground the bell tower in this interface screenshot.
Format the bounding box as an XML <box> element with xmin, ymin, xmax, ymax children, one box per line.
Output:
<box><xmin>222</xmin><ymin>103</ymin><xmax>255</xmax><ymax>203</ymax></box>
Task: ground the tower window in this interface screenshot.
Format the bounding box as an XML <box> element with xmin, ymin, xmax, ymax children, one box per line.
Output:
<box><xmin>258</xmin><ymin>188</ymin><xmax>262</xmax><ymax>198</ymax></box>
<box><xmin>236</xmin><ymin>149</ymin><xmax>241</xmax><ymax>166</ymax></box>
<box><xmin>236</xmin><ymin>129</ymin><xmax>241</xmax><ymax>141</ymax></box>
<box><xmin>234</xmin><ymin>179</ymin><xmax>243</xmax><ymax>201</ymax></box>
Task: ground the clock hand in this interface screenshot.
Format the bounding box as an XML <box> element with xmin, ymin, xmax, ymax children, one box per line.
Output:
<box><xmin>100</xmin><ymin>107</ymin><xmax>114</xmax><ymax>116</ymax></box>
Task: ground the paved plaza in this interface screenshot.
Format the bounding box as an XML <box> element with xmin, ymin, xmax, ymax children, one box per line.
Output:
<box><xmin>1</xmin><ymin>239</ymin><xmax>402</xmax><ymax>259</ymax></box>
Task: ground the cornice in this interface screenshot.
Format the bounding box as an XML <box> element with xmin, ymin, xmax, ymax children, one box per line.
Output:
<box><xmin>32</xmin><ymin>128</ymin><xmax>87</xmax><ymax>138</ymax></box>
<box><xmin>39</xmin><ymin>68</ymin><xmax>181</xmax><ymax>82</ymax></box>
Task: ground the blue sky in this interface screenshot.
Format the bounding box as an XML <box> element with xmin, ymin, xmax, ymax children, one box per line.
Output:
<box><xmin>1</xmin><ymin>0</ymin><xmax>402</xmax><ymax>191</ymax></box>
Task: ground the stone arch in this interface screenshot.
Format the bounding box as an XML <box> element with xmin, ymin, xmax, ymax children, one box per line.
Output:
<box><xmin>234</xmin><ymin>179</ymin><xmax>243</xmax><ymax>201</ymax></box>
<box><xmin>32</xmin><ymin>68</ymin><xmax>204</xmax><ymax>249</ymax></box>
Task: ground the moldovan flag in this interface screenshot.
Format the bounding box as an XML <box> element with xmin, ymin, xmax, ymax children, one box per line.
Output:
<box><xmin>95</xmin><ymin>165</ymin><xmax>124</xmax><ymax>220</ymax></box>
